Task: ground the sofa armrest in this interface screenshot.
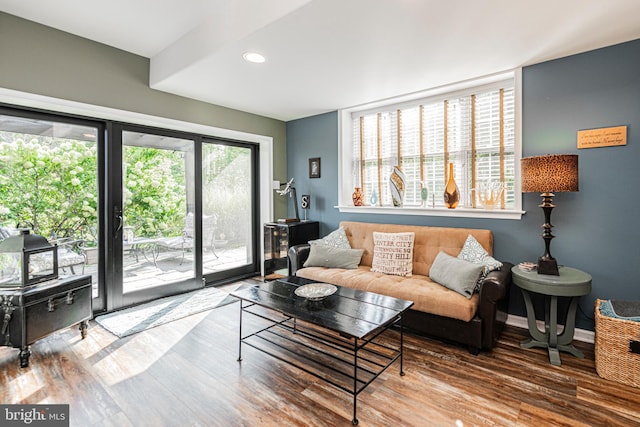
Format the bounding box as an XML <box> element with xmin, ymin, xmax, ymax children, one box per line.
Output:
<box><xmin>287</xmin><ymin>243</ymin><xmax>311</xmax><ymax>276</ymax></box>
<box><xmin>477</xmin><ymin>262</ymin><xmax>513</xmax><ymax>349</ymax></box>
<box><xmin>479</xmin><ymin>262</ymin><xmax>512</xmax><ymax>303</ymax></box>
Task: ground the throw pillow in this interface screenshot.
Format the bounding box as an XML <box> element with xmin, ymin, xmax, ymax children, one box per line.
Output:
<box><xmin>370</xmin><ymin>231</ymin><xmax>415</xmax><ymax>277</ymax></box>
<box><xmin>429</xmin><ymin>251</ymin><xmax>484</xmax><ymax>299</ymax></box>
<box><xmin>457</xmin><ymin>234</ymin><xmax>503</xmax><ymax>276</ymax></box>
<box><xmin>309</xmin><ymin>226</ymin><xmax>351</xmax><ymax>249</ymax></box>
<box><xmin>303</xmin><ymin>244</ymin><xmax>364</xmax><ymax>269</ymax></box>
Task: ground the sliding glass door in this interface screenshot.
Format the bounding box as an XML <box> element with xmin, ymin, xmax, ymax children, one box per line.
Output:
<box><xmin>122</xmin><ymin>130</ymin><xmax>197</xmax><ymax>296</ymax></box>
<box><xmin>0</xmin><ymin>109</ymin><xmax>105</xmax><ymax>311</ymax></box>
<box><xmin>201</xmin><ymin>139</ymin><xmax>258</xmax><ymax>282</ymax></box>
<box><xmin>1</xmin><ymin>107</ymin><xmax>260</xmax><ymax>313</ymax></box>
<box><xmin>106</xmin><ymin>126</ymin><xmax>199</xmax><ymax>309</ymax></box>
<box><xmin>107</xmin><ymin>127</ymin><xmax>260</xmax><ymax>310</ymax></box>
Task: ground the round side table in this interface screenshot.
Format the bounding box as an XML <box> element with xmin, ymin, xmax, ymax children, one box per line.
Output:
<box><xmin>511</xmin><ymin>265</ymin><xmax>592</xmax><ymax>366</ymax></box>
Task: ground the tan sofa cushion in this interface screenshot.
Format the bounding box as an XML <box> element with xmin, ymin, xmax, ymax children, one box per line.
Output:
<box><xmin>296</xmin><ymin>266</ymin><xmax>479</xmax><ymax>322</ymax></box>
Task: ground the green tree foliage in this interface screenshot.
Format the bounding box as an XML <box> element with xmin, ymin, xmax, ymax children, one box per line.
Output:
<box><xmin>0</xmin><ymin>134</ymin><xmax>97</xmax><ymax>240</ymax></box>
<box><xmin>0</xmin><ymin>135</ymin><xmax>188</xmax><ymax>242</ymax></box>
<box><xmin>123</xmin><ymin>146</ymin><xmax>186</xmax><ymax>238</ymax></box>
<box><xmin>1</xmin><ymin>132</ymin><xmax>250</xmax><ymax>247</ymax></box>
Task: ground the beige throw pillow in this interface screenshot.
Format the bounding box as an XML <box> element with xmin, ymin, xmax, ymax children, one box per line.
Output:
<box><xmin>370</xmin><ymin>231</ymin><xmax>415</xmax><ymax>276</ymax></box>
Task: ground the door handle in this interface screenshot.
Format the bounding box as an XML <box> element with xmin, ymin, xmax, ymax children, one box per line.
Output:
<box><xmin>113</xmin><ymin>206</ymin><xmax>123</xmax><ymax>239</ymax></box>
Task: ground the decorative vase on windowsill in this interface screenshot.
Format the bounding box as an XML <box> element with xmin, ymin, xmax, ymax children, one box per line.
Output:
<box><xmin>369</xmin><ymin>190</ymin><xmax>378</xmax><ymax>206</ymax></box>
<box><xmin>444</xmin><ymin>162</ymin><xmax>459</xmax><ymax>209</ymax></box>
<box><xmin>476</xmin><ymin>182</ymin><xmax>505</xmax><ymax>210</ymax></box>
<box><xmin>420</xmin><ymin>181</ymin><xmax>429</xmax><ymax>208</ymax></box>
<box><xmin>352</xmin><ymin>187</ymin><xmax>364</xmax><ymax>206</ymax></box>
<box><xmin>389</xmin><ymin>165</ymin><xmax>406</xmax><ymax>207</ymax></box>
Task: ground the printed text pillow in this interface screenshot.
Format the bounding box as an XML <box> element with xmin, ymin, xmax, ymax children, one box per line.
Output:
<box><xmin>370</xmin><ymin>232</ymin><xmax>415</xmax><ymax>277</ymax></box>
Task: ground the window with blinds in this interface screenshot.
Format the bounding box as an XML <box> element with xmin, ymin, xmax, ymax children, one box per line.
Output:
<box><xmin>350</xmin><ymin>80</ymin><xmax>516</xmax><ymax>211</ymax></box>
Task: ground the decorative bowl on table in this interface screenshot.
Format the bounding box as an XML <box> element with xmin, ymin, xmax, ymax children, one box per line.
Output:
<box><xmin>294</xmin><ymin>283</ymin><xmax>337</xmax><ymax>301</ymax></box>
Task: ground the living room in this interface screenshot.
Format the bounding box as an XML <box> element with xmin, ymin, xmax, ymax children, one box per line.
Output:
<box><xmin>1</xmin><ymin>2</ymin><xmax>639</xmax><ymax>426</ymax></box>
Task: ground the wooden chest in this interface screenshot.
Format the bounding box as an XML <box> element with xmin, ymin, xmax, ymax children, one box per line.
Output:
<box><xmin>1</xmin><ymin>275</ymin><xmax>92</xmax><ymax>367</ymax></box>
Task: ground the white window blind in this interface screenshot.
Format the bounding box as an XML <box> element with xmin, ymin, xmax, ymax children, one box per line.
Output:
<box><xmin>350</xmin><ymin>80</ymin><xmax>516</xmax><ymax>211</ymax></box>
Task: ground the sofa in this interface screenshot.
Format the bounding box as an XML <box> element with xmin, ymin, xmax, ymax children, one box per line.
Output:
<box><xmin>288</xmin><ymin>221</ymin><xmax>512</xmax><ymax>354</ymax></box>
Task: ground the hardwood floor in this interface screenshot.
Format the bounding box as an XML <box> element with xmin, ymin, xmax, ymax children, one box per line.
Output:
<box><xmin>1</xmin><ymin>279</ymin><xmax>639</xmax><ymax>427</ymax></box>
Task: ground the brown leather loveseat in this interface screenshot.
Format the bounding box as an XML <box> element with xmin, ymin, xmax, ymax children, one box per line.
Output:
<box><xmin>288</xmin><ymin>221</ymin><xmax>512</xmax><ymax>354</ymax></box>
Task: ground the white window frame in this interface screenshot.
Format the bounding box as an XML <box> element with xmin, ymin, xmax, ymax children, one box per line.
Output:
<box><xmin>338</xmin><ymin>69</ymin><xmax>524</xmax><ymax>220</ymax></box>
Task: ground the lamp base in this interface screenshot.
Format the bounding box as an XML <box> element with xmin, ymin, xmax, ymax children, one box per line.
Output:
<box><xmin>537</xmin><ymin>257</ymin><xmax>559</xmax><ymax>276</ymax></box>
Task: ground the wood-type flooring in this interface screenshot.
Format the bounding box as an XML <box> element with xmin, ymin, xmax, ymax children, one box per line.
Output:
<box><xmin>1</xmin><ymin>280</ymin><xmax>639</xmax><ymax>426</ymax></box>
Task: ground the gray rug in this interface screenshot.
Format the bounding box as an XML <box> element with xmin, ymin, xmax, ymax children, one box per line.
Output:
<box><xmin>95</xmin><ymin>283</ymin><xmax>250</xmax><ymax>338</ymax></box>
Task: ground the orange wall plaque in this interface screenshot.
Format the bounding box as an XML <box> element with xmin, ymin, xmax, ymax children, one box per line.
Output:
<box><xmin>577</xmin><ymin>125</ymin><xmax>627</xmax><ymax>149</ymax></box>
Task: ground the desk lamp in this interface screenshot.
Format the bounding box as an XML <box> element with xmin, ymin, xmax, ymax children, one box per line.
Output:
<box><xmin>521</xmin><ymin>154</ymin><xmax>579</xmax><ymax>275</ymax></box>
<box><xmin>276</xmin><ymin>178</ymin><xmax>300</xmax><ymax>223</ymax></box>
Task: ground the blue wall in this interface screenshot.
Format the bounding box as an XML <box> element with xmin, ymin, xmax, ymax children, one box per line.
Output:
<box><xmin>286</xmin><ymin>39</ymin><xmax>640</xmax><ymax>331</ymax></box>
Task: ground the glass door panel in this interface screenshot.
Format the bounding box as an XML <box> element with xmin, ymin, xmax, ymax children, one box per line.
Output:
<box><xmin>201</xmin><ymin>141</ymin><xmax>257</xmax><ymax>280</ymax></box>
<box><xmin>121</xmin><ymin>130</ymin><xmax>196</xmax><ymax>298</ymax></box>
<box><xmin>0</xmin><ymin>111</ymin><xmax>104</xmax><ymax>310</ymax></box>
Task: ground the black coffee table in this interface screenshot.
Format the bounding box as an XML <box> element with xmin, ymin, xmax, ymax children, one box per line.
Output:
<box><xmin>230</xmin><ymin>276</ymin><xmax>414</xmax><ymax>425</ymax></box>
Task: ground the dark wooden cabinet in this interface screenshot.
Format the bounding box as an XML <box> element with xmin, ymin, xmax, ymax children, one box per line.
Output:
<box><xmin>264</xmin><ymin>221</ymin><xmax>319</xmax><ymax>276</ymax></box>
<box><xmin>0</xmin><ymin>275</ymin><xmax>92</xmax><ymax>367</ymax></box>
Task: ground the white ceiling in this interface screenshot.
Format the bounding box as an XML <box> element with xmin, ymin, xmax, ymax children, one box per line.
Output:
<box><xmin>2</xmin><ymin>0</ymin><xmax>640</xmax><ymax>121</ymax></box>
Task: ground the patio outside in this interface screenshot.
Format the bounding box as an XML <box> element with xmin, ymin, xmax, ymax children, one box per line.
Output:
<box><xmin>0</xmin><ymin>117</ymin><xmax>253</xmax><ymax>302</ymax></box>
<box><xmin>79</xmin><ymin>242</ymin><xmax>249</xmax><ymax>297</ymax></box>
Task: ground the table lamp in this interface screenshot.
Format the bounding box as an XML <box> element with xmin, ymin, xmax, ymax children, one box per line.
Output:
<box><xmin>521</xmin><ymin>154</ymin><xmax>579</xmax><ymax>275</ymax></box>
<box><xmin>276</xmin><ymin>178</ymin><xmax>300</xmax><ymax>223</ymax></box>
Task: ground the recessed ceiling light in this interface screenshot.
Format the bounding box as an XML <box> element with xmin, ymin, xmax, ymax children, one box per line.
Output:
<box><xmin>243</xmin><ymin>52</ymin><xmax>266</xmax><ymax>64</ymax></box>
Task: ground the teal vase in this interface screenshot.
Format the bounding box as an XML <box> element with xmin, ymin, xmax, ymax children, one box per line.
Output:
<box><xmin>370</xmin><ymin>190</ymin><xmax>378</xmax><ymax>206</ymax></box>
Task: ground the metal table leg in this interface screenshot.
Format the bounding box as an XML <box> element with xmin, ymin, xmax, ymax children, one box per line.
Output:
<box><xmin>352</xmin><ymin>338</ymin><xmax>359</xmax><ymax>426</ymax></box>
<box><xmin>237</xmin><ymin>300</ymin><xmax>243</xmax><ymax>362</ymax></box>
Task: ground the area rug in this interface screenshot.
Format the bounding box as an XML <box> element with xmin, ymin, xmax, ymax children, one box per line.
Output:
<box><xmin>95</xmin><ymin>282</ymin><xmax>251</xmax><ymax>338</ymax></box>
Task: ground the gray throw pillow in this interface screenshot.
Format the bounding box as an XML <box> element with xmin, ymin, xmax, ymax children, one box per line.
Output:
<box><xmin>303</xmin><ymin>244</ymin><xmax>364</xmax><ymax>269</ymax></box>
<box><xmin>429</xmin><ymin>251</ymin><xmax>484</xmax><ymax>299</ymax></box>
<box><xmin>309</xmin><ymin>226</ymin><xmax>351</xmax><ymax>249</ymax></box>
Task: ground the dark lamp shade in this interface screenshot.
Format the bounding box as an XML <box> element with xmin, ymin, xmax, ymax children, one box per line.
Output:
<box><xmin>521</xmin><ymin>154</ymin><xmax>579</xmax><ymax>193</ymax></box>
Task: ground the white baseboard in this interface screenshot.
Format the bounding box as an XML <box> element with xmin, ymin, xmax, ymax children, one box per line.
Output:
<box><xmin>506</xmin><ymin>314</ymin><xmax>594</xmax><ymax>344</ymax></box>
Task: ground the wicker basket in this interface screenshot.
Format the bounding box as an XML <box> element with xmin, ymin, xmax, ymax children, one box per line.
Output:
<box><xmin>594</xmin><ymin>299</ymin><xmax>640</xmax><ymax>388</ymax></box>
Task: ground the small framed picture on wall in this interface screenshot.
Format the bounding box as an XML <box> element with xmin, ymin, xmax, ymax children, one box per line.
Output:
<box><xmin>309</xmin><ymin>157</ymin><xmax>321</xmax><ymax>178</ymax></box>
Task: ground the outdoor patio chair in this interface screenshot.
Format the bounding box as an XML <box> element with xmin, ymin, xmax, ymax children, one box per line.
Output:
<box><xmin>156</xmin><ymin>213</ymin><xmax>218</xmax><ymax>264</ymax></box>
<box><xmin>55</xmin><ymin>238</ymin><xmax>87</xmax><ymax>274</ymax></box>
<box><xmin>29</xmin><ymin>237</ymin><xmax>86</xmax><ymax>275</ymax></box>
